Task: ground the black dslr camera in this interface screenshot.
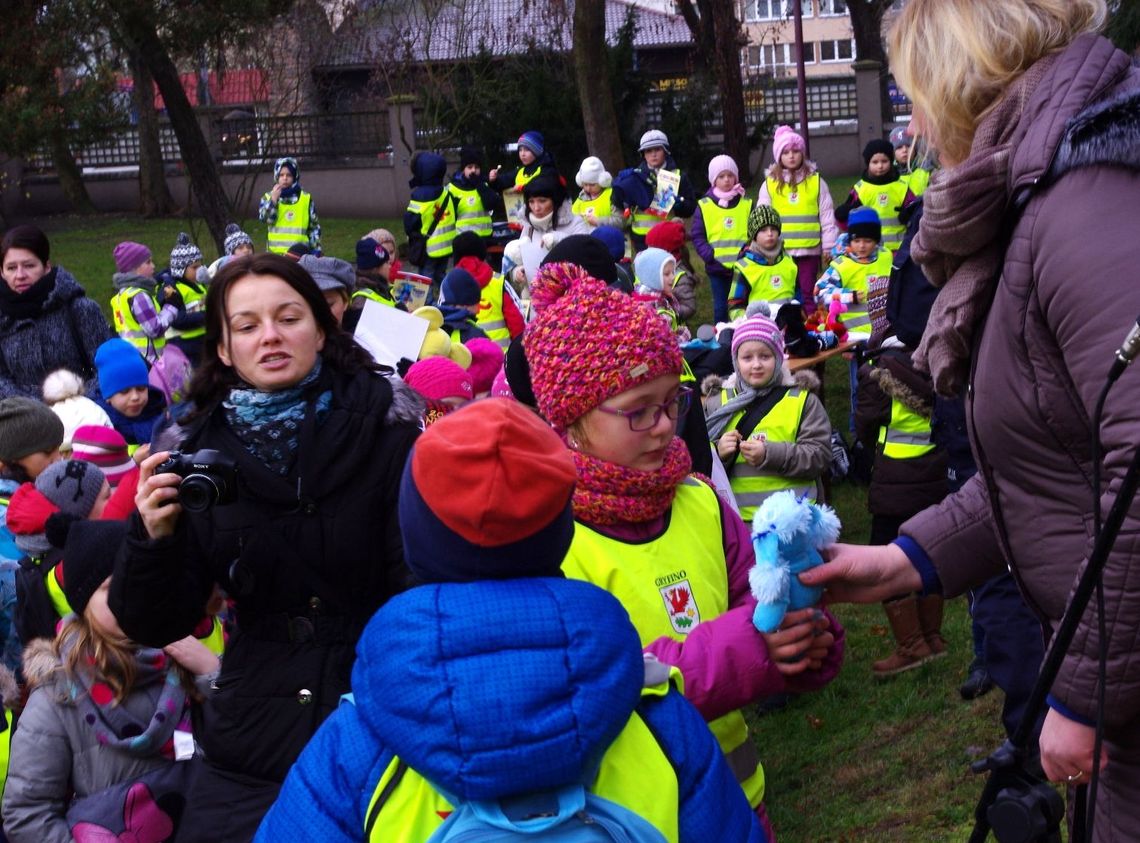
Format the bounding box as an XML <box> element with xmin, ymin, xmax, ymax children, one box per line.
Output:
<box><xmin>156</xmin><ymin>449</ymin><xmax>239</xmax><ymax>512</ymax></box>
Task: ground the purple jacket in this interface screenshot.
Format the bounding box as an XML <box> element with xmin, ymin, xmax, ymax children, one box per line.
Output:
<box><xmin>583</xmin><ymin>483</ymin><xmax>845</xmax><ymax>722</ymax></box>
<box><xmin>900</xmin><ymin>35</ymin><xmax>1140</xmax><ymax>730</ymax></box>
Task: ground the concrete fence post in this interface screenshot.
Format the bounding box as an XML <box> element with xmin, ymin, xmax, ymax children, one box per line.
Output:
<box><xmin>852</xmin><ymin>59</ymin><xmax>885</xmax><ymax>153</ymax></box>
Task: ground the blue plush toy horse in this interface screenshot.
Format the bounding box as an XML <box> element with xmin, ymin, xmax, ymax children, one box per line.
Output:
<box><xmin>749</xmin><ymin>490</ymin><xmax>841</xmax><ymax>633</ymax></box>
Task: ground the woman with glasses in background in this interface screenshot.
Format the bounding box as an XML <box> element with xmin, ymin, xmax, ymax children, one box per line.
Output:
<box><xmin>522</xmin><ymin>261</ymin><xmax>845</xmax><ymax>840</ymax></box>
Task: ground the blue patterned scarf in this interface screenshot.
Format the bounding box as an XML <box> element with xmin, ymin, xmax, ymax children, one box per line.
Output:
<box><xmin>222</xmin><ymin>359</ymin><xmax>331</xmax><ymax>475</ymax></box>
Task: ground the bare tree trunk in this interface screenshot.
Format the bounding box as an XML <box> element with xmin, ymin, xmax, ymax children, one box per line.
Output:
<box><xmin>848</xmin><ymin>0</ymin><xmax>894</xmax><ymax>128</ymax></box>
<box><xmin>677</xmin><ymin>0</ymin><xmax>752</xmax><ymax>184</ymax></box>
<box><xmin>49</xmin><ymin>130</ymin><xmax>96</xmax><ymax>214</ymax></box>
<box><xmin>707</xmin><ymin>0</ymin><xmax>751</xmax><ymax>184</ymax></box>
<box><xmin>108</xmin><ymin>1</ymin><xmax>230</xmax><ymax>251</ymax></box>
<box><xmin>573</xmin><ymin>0</ymin><xmax>625</xmax><ymax>170</ymax></box>
<box><xmin>130</xmin><ymin>51</ymin><xmax>177</xmax><ymax>217</ymax></box>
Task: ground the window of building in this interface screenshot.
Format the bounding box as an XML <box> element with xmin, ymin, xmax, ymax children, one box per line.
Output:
<box><xmin>819</xmin><ymin>38</ymin><xmax>855</xmax><ymax>62</ymax></box>
<box><xmin>817</xmin><ymin>0</ymin><xmax>847</xmax><ymax>15</ymax></box>
<box><xmin>746</xmin><ymin>41</ymin><xmax>814</xmax><ymax>71</ymax></box>
<box><xmin>744</xmin><ymin>0</ymin><xmax>810</xmax><ymax>22</ymax></box>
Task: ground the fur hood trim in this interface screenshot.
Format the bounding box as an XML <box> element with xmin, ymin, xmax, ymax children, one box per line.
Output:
<box><xmin>871</xmin><ymin>367</ymin><xmax>932</xmax><ymax>417</ymax></box>
<box><xmin>385</xmin><ymin>377</ymin><xmax>425</xmax><ymax>426</ymax></box>
<box><xmin>793</xmin><ymin>367</ymin><xmax>821</xmax><ymax>395</ymax></box>
<box><xmin>0</xmin><ymin>661</ymin><xmax>17</xmax><ymax>709</ymax></box>
<box><xmin>1051</xmin><ymin>89</ymin><xmax>1140</xmax><ymax>180</ymax></box>
<box><xmin>701</xmin><ymin>373</ymin><xmax>725</xmax><ymax>397</ymax></box>
<box><xmin>21</xmin><ymin>637</ymin><xmax>61</xmax><ymax>690</ymax></box>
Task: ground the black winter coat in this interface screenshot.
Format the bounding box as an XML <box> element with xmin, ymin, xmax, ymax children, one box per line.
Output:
<box><xmin>110</xmin><ymin>364</ymin><xmax>421</xmax><ymax>784</ymax></box>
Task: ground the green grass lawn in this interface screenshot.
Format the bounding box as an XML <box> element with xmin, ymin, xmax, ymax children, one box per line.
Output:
<box><xmin>24</xmin><ymin>204</ymin><xmax>1019</xmax><ymax>840</ymax></box>
<box><xmin>36</xmin><ymin>214</ymin><xmax>404</xmax><ymax>321</ymax></box>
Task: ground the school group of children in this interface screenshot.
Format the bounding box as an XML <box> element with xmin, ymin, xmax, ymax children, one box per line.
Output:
<box><xmin>0</xmin><ymin>121</ymin><xmax>945</xmax><ymax>842</ymax></box>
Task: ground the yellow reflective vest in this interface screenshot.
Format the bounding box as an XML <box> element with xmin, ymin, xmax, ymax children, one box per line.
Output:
<box><xmin>363</xmin><ymin>667</ymin><xmax>686</xmax><ymax>843</ymax></box>
<box><xmin>111</xmin><ymin>287</ymin><xmax>165</xmax><ymax>358</ymax></box>
<box><xmin>904</xmin><ymin>167</ymin><xmax>930</xmax><ymax>197</ymax></box>
<box><xmin>267</xmin><ymin>191</ymin><xmax>313</xmax><ymax>254</ymax></box>
<box><xmin>716</xmin><ymin>386</ymin><xmax>815</xmax><ymax>523</ymax></box>
<box><xmin>407</xmin><ymin>193</ymin><xmax>457</xmax><ymax>259</ymax></box>
<box><xmin>474</xmin><ymin>273</ymin><xmax>515</xmax><ymax>349</ymax></box>
<box><xmin>352</xmin><ymin>289</ymin><xmax>396</xmax><ymax>308</ymax></box>
<box><xmin>633</xmin><ymin>169</ymin><xmax>683</xmax><ymax>237</ymax></box>
<box><xmin>572</xmin><ymin>188</ymin><xmax>617</xmax><ymax>224</ymax></box>
<box><xmin>825</xmin><ymin>248</ymin><xmax>893</xmax><ymax>331</ymax></box>
<box><xmin>448</xmin><ymin>183</ymin><xmax>492</xmax><ymax>238</ymax></box>
<box><xmin>697</xmin><ymin>197</ymin><xmax>753</xmax><ymax>271</ymax></box>
<box><xmin>165</xmin><ymin>280</ymin><xmax>206</xmax><ymax>341</ymax></box>
<box><xmin>732</xmin><ymin>252</ymin><xmax>798</xmax><ymax>319</ymax></box>
<box><xmin>878</xmin><ymin>398</ymin><xmax>936</xmax><ymax>460</ymax></box>
<box><xmin>767</xmin><ymin>173</ymin><xmax>822</xmax><ymax>251</ymax></box>
<box><xmin>562</xmin><ymin>479</ymin><xmax>766</xmax><ymax>809</ymax></box>
<box><xmin>852</xmin><ymin>179</ymin><xmax>909</xmax><ymax>249</ymax></box>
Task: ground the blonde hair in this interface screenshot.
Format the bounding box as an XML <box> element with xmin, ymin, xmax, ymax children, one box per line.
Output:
<box><xmin>889</xmin><ymin>0</ymin><xmax>1107</xmax><ymax>165</ymax></box>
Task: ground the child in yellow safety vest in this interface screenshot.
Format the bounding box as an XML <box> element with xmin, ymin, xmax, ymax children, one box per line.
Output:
<box><xmin>889</xmin><ymin>126</ymin><xmax>934</xmax><ymax>198</ymax></box>
<box><xmin>704</xmin><ymin>311</ymin><xmax>832</xmax><ymax>524</ymax></box>
<box><xmin>523</xmin><ymin>262</ymin><xmax>845</xmax><ymax>836</ymax></box>
<box><xmin>258</xmin><ymin>157</ymin><xmax>321</xmax><ymax>255</ymax></box>
<box><xmin>571</xmin><ymin>156</ymin><xmax>623</xmax><ymax>229</ymax></box>
<box><xmin>452</xmin><ymin>232</ymin><xmax>525</xmax><ymax>348</ymax></box>
<box><xmin>447</xmin><ymin>147</ymin><xmax>498</xmax><ymax>244</ymax></box>
<box><xmin>109</xmin><ymin>242</ymin><xmax>176</xmax><ymax>365</ymax></box>
<box><xmin>756</xmin><ymin>127</ymin><xmax>839</xmax><ymax>309</ymax></box>
<box><xmin>815</xmin><ymin>207</ymin><xmax>893</xmax><ymax>334</ymax></box>
<box><xmin>692</xmin><ymin>154</ymin><xmax>753</xmax><ymax>324</ymax></box>
<box><xmin>835</xmin><ymin>139</ymin><xmax>916</xmax><ymax>252</ymax></box>
<box><xmin>727</xmin><ymin>205</ymin><xmax>799</xmax><ymax>319</ymax></box>
<box><xmin>159</xmin><ymin>232</ymin><xmax>207</xmax><ymax>363</ymax></box>
<box><xmin>488</xmin><ymin>130</ymin><xmax>560</xmax><ymax>230</ymax></box>
<box><xmin>404</xmin><ymin>152</ymin><xmax>455</xmax><ymax>296</ymax></box>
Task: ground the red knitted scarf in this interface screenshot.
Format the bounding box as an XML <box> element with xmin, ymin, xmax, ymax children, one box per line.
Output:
<box><xmin>572</xmin><ymin>437</ymin><xmax>692</xmax><ymax>525</ymax></box>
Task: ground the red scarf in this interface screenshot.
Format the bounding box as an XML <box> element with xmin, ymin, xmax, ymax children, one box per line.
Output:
<box><xmin>572</xmin><ymin>437</ymin><xmax>692</xmax><ymax>525</ymax></box>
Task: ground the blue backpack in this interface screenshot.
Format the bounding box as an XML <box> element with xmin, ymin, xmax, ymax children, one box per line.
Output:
<box><xmin>425</xmin><ymin>783</ymin><xmax>666</xmax><ymax>842</ymax></box>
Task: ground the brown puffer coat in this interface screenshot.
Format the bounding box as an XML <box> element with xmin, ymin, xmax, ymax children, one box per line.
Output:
<box><xmin>900</xmin><ymin>34</ymin><xmax>1140</xmax><ymax>835</ymax></box>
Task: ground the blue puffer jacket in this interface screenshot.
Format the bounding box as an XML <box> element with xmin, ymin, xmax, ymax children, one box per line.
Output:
<box><xmin>257</xmin><ymin>578</ymin><xmax>763</xmax><ymax>842</ymax></box>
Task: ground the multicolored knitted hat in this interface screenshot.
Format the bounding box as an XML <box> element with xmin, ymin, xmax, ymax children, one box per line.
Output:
<box><xmin>224</xmin><ymin>223</ymin><xmax>254</xmax><ymax>256</ymax></box>
<box><xmin>169</xmin><ymin>232</ymin><xmax>203</xmax><ymax>279</ymax></box>
<box><xmin>747</xmin><ymin>205</ymin><xmax>783</xmax><ymax>242</ymax></box>
<box><xmin>732</xmin><ymin>311</ymin><xmax>785</xmax><ymax>360</ymax></box>
<box><xmin>525</xmin><ymin>262</ymin><xmax>682</xmax><ymax>430</ymax></box>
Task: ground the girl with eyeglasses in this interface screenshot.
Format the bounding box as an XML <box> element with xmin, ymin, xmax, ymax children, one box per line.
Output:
<box><xmin>524</xmin><ymin>261</ymin><xmax>845</xmax><ymax>839</ymax></box>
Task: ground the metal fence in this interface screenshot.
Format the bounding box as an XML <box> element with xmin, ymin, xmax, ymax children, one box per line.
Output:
<box><xmin>644</xmin><ymin>73</ymin><xmax>909</xmax><ymax>134</ymax></box>
<box><xmin>26</xmin><ymin>111</ymin><xmax>392</xmax><ymax>173</ymax></box>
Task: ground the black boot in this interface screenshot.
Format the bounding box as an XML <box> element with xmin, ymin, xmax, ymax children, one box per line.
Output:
<box><xmin>959</xmin><ymin>660</ymin><xmax>994</xmax><ymax>700</ymax></box>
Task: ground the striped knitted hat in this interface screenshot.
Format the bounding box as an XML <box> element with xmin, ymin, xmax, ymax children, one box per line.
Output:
<box><xmin>732</xmin><ymin>311</ymin><xmax>785</xmax><ymax>360</ymax></box>
<box><xmin>747</xmin><ymin>205</ymin><xmax>783</xmax><ymax>242</ymax></box>
<box><xmin>525</xmin><ymin>262</ymin><xmax>681</xmax><ymax>430</ymax></box>
<box><xmin>70</xmin><ymin>425</ymin><xmax>135</xmax><ymax>488</ymax></box>
<box><xmin>169</xmin><ymin>232</ymin><xmax>203</xmax><ymax>279</ymax></box>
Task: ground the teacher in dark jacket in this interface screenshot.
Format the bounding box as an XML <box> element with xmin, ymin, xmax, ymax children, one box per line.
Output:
<box><xmin>800</xmin><ymin>1</ymin><xmax>1140</xmax><ymax>839</ymax></box>
<box><xmin>0</xmin><ymin>225</ymin><xmax>111</xmax><ymax>399</ymax></box>
<box><xmin>111</xmin><ymin>253</ymin><xmax>421</xmax><ymax>841</ymax></box>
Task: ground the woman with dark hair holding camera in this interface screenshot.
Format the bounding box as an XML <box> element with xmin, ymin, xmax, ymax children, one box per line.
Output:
<box><xmin>109</xmin><ymin>253</ymin><xmax>422</xmax><ymax>841</ymax></box>
<box><xmin>801</xmin><ymin>1</ymin><xmax>1140</xmax><ymax>838</ymax></box>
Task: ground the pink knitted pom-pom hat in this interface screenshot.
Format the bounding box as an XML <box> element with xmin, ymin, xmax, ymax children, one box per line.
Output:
<box><xmin>525</xmin><ymin>262</ymin><xmax>681</xmax><ymax>431</ymax></box>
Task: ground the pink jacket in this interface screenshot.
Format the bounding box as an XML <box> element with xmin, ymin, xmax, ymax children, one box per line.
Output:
<box><xmin>581</xmin><ymin>484</ymin><xmax>845</xmax><ymax>722</ymax></box>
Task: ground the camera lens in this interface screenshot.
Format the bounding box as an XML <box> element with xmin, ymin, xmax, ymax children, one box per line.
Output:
<box><xmin>179</xmin><ymin>474</ymin><xmax>220</xmax><ymax>513</ymax></box>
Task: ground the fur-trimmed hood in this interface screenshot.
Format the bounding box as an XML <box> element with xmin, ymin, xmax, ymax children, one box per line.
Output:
<box><xmin>20</xmin><ymin>637</ymin><xmax>60</xmax><ymax>692</ymax></box>
<box><xmin>869</xmin><ymin>352</ymin><xmax>934</xmax><ymax>417</ymax></box>
<box><xmin>1049</xmin><ymin>88</ymin><xmax>1140</xmax><ymax>181</ymax></box>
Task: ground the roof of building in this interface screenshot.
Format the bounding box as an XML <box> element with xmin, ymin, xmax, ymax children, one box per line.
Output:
<box><xmin>318</xmin><ymin>0</ymin><xmax>692</xmax><ymax>69</ymax></box>
<box><xmin>118</xmin><ymin>69</ymin><xmax>269</xmax><ymax>110</ymax></box>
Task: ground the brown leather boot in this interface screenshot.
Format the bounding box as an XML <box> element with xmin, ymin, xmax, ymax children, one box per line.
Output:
<box><xmin>872</xmin><ymin>595</ymin><xmax>935</xmax><ymax>678</ymax></box>
<box><xmin>916</xmin><ymin>594</ymin><xmax>947</xmax><ymax>657</ymax></box>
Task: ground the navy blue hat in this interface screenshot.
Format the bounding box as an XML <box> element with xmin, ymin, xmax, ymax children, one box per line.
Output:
<box><xmin>60</xmin><ymin>519</ymin><xmax>128</xmax><ymax>615</ymax></box>
<box><xmin>847</xmin><ymin>207</ymin><xmax>882</xmax><ymax>243</ymax></box>
<box><xmin>355</xmin><ymin>237</ymin><xmax>390</xmax><ymax>271</ymax></box>
<box><xmin>440</xmin><ymin>268</ymin><xmax>481</xmax><ymax>306</ymax></box>
<box><xmin>452</xmin><ymin>231</ymin><xmax>487</xmax><ymax>263</ymax></box>
<box><xmin>591</xmin><ymin>226</ymin><xmax>626</xmax><ymax>261</ymax></box>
